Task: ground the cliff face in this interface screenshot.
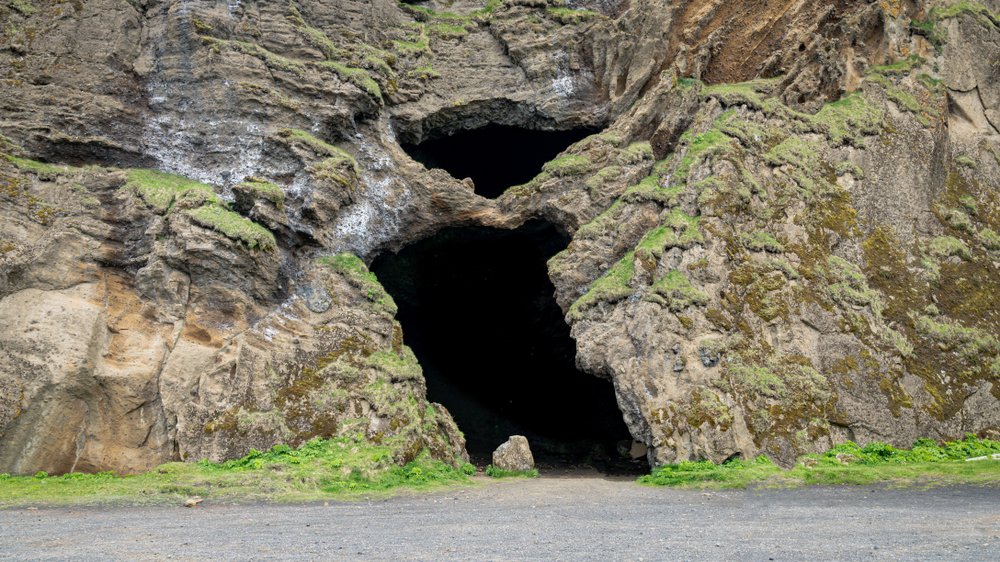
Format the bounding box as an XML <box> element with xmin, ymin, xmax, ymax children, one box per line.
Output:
<box><xmin>2</xmin><ymin>0</ymin><xmax>1000</xmax><ymax>474</ymax></box>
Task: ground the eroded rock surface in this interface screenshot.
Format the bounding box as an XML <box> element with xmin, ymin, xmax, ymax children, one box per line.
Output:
<box><xmin>2</xmin><ymin>0</ymin><xmax>1000</xmax><ymax>473</ymax></box>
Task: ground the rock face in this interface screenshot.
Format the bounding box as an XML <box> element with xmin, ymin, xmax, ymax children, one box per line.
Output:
<box><xmin>3</xmin><ymin>0</ymin><xmax>1000</xmax><ymax>474</ymax></box>
<box><xmin>492</xmin><ymin>435</ymin><xmax>535</xmax><ymax>472</ymax></box>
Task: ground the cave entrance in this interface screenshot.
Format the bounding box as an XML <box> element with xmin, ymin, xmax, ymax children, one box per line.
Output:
<box><xmin>371</xmin><ymin>221</ymin><xmax>639</xmax><ymax>474</ymax></box>
<box><xmin>400</xmin><ymin>126</ymin><xmax>596</xmax><ymax>199</ymax></box>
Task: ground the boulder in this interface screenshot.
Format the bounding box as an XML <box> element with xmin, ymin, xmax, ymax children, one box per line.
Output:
<box><xmin>492</xmin><ymin>436</ymin><xmax>534</xmax><ymax>472</ymax></box>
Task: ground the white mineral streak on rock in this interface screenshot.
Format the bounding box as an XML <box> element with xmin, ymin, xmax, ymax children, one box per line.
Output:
<box><xmin>330</xmin><ymin>116</ymin><xmax>414</xmax><ymax>257</ymax></box>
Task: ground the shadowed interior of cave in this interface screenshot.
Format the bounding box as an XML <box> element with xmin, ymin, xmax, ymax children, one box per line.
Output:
<box><xmin>400</xmin><ymin>126</ymin><xmax>596</xmax><ymax>199</ymax></box>
<box><xmin>370</xmin><ymin>221</ymin><xmax>638</xmax><ymax>471</ymax></box>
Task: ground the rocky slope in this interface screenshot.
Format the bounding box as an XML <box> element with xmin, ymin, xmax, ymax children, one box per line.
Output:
<box><xmin>2</xmin><ymin>0</ymin><xmax>1000</xmax><ymax>474</ymax></box>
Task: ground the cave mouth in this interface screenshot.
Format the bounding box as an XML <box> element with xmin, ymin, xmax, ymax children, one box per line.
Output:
<box><xmin>370</xmin><ymin>220</ymin><xmax>638</xmax><ymax>472</ymax></box>
<box><xmin>400</xmin><ymin>126</ymin><xmax>597</xmax><ymax>199</ymax></box>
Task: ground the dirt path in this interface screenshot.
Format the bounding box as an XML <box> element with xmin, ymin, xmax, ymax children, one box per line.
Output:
<box><xmin>2</xmin><ymin>477</ymin><xmax>998</xmax><ymax>561</ymax></box>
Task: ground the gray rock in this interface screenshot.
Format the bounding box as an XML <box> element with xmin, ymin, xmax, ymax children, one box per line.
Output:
<box><xmin>298</xmin><ymin>285</ymin><xmax>332</xmax><ymax>314</ymax></box>
<box><xmin>492</xmin><ymin>436</ymin><xmax>535</xmax><ymax>472</ymax></box>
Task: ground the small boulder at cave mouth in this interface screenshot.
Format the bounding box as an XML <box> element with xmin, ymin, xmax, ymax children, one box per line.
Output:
<box><xmin>493</xmin><ymin>436</ymin><xmax>535</xmax><ymax>472</ymax></box>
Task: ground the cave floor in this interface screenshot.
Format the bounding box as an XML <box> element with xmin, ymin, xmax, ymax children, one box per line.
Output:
<box><xmin>2</xmin><ymin>481</ymin><xmax>997</xmax><ymax>560</ymax></box>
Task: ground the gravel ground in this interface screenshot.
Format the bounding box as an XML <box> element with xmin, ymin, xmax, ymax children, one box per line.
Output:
<box><xmin>2</xmin><ymin>477</ymin><xmax>999</xmax><ymax>561</ymax></box>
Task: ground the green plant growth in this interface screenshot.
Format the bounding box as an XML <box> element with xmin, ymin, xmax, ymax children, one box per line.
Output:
<box><xmin>0</xmin><ymin>437</ymin><xmax>474</xmax><ymax>507</ymax></box>
<box><xmin>123</xmin><ymin>169</ymin><xmax>220</xmax><ymax>214</ymax></box>
<box><xmin>638</xmin><ymin>435</ymin><xmax>1000</xmax><ymax>489</ymax></box>
<box><xmin>977</xmin><ymin>229</ymin><xmax>1000</xmax><ymax>251</ymax></box>
<box><xmin>928</xmin><ymin>236</ymin><xmax>972</xmax><ymax>260</ymax></box>
<box><xmin>188</xmin><ymin>204</ymin><xmax>276</xmax><ymax>251</ymax></box>
<box><xmin>740</xmin><ymin>231</ymin><xmax>785</xmax><ymax>253</ymax></box>
<box><xmin>835</xmin><ymin>161</ymin><xmax>865</xmax><ymax>180</ymax></box>
<box><xmin>914</xmin><ymin>315</ymin><xmax>999</xmax><ymax>362</ymax></box>
<box><xmin>543</xmin><ymin>154</ymin><xmax>592</xmax><ymax>177</ymax></box>
<box><xmin>203</xmin><ymin>38</ymin><xmax>307</xmax><ymax>76</ymax></box>
<box><xmin>318</xmin><ymin>62</ymin><xmax>383</xmax><ymax>102</ymax></box>
<box><xmin>866</xmin><ymin>55</ymin><xmax>925</xmax><ymax>77</ymax></box>
<box><xmin>484</xmin><ymin>465</ymin><xmax>539</xmax><ymax>479</ymax></box>
<box><xmin>956</xmin><ymin>155</ymin><xmax>977</xmax><ymax>168</ymax></box>
<box><xmin>567</xmin><ymin>251</ymin><xmax>636</xmax><ymax>320</ymax></box>
<box><xmin>3</xmin><ymin>154</ymin><xmax>71</xmax><ymax>180</ymax></box>
<box><xmin>234</xmin><ymin>179</ymin><xmax>285</xmax><ymax>209</ymax></box>
<box><xmin>318</xmin><ymin>253</ymin><xmax>397</xmax><ymax>315</ymax></box>
<box><xmin>647</xmin><ymin>270</ymin><xmax>710</xmax><ymax>311</ymax></box>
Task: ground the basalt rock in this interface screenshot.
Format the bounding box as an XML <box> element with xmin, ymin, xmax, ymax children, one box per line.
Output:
<box><xmin>3</xmin><ymin>0</ymin><xmax>1000</xmax><ymax>475</ymax></box>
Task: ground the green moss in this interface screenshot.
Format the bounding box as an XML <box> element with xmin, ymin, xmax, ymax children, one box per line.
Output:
<box><xmin>3</xmin><ymin>155</ymin><xmax>71</xmax><ymax>180</ymax></box>
<box><xmin>915</xmin><ymin>315</ymin><xmax>1000</xmax><ymax>362</ymax></box>
<box><xmin>802</xmin><ymin>92</ymin><xmax>884</xmax><ymax>148</ymax></box>
<box><xmin>648</xmin><ymin>270</ymin><xmax>710</xmax><ymax>311</ymax></box>
<box><xmin>930</xmin><ymin>1</ymin><xmax>1000</xmax><ymax>30</ymax></box>
<box><xmin>701</xmin><ymin>77</ymin><xmax>784</xmax><ymax>110</ymax></box>
<box><xmin>835</xmin><ymin>161</ymin><xmax>865</xmax><ymax>180</ymax></box>
<box><xmin>763</xmin><ymin>138</ymin><xmax>833</xmax><ymax>198</ymax></box>
<box><xmin>188</xmin><ymin>204</ymin><xmax>276</xmax><ymax>251</ymax></box>
<box><xmin>544</xmin><ymin>154</ymin><xmax>592</xmax><ymax>177</ymax></box>
<box><xmin>929</xmin><ymin>236</ymin><xmax>972</xmax><ymax>260</ymax></box>
<box><xmin>866</xmin><ymin>55</ymin><xmax>925</xmax><ymax>77</ymax></box>
<box><xmin>956</xmin><ymin>155</ymin><xmax>977</xmax><ymax>168</ymax></box>
<box><xmin>621</xmin><ymin>174</ymin><xmax>685</xmax><ymax>206</ymax></box>
<box><xmin>674</xmin><ymin>128</ymin><xmax>733</xmax><ymax>186</ymax></box>
<box><xmin>427</xmin><ymin>22</ymin><xmax>467</xmax><ymax>39</ymax></box>
<box><xmin>960</xmin><ymin>195</ymin><xmax>978</xmax><ymax>215</ymax></box>
<box><xmin>574</xmin><ymin>200</ymin><xmax>624</xmax><ymax>241</ymax></box>
<box><xmin>818</xmin><ymin>256</ymin><xmax>883</xmax><ymax>313</ymax></box>
<box><xmin>545</xmin><ymin>7</ymin><xmax>600</xmax><ymax>24</ymax></box>
<box><xmin>238</xmin><ymin>82</ymin><xmax>301</xmax><ymax>111</ymax></box>
<box><xmin>740</xmin><ymin>231</ymin><xmax>785</xmax><ymax>253</ymax></box>
<box><xmin>640</xmin><ymin>209</ymin><xmax>703</xmax><ymax>254</ymax></box>
<box><xmin>233</xmin><ymin>180</ymin><xmax>284</xmax><ymax>209</ymax></box>
<box><xmin>317</xmin><ymin>62</ymin><xmax>382</xmax><ymax>102</ymax></box>
<box><xmin>204</xmin><ymin>38</ymin><xmax>307</xmax><ymax>76</ymax></box>
<box><xmin>318</xmin><ymin>253</ymin><xmax>397</xmax><ymax>315</ymax></box>
<box><xmin>617</xmin><ymin>142</ymin><xmax>653</xmax><ymax>165</ymax></box>
<box><xmin>408</xmin><ymin>65</ymin><xmax>441</xmax><ymax>80</ymax></box>
<box><xmin>366</xmin><ymin>348</ymin><xmax>422</xmax><ymax>382</ymax></box>
<box><xmin>945</xmin><ymin>208</ymin><xmax>973</xmax><ymax>231</ymax></box>
<box><xmin>977</xmin><ymin>229</ymin><xmax>1000</xmax><ymax>251</ymax></box>
<box><xmin>567</xmin><ymin>251</ymin><xmax>635</xmax><ymax>320</ymax></box>
<box><xmin>277</xmin><ymin>129</ymin><xmax>361</xmax><ymax>186</ymax></box>
<box><xmin>585</xmin><ymin>165</ymin><xmax>623</xmax><ymax>197</ymax></box>
<box><xmin>123</xmin><ymin>169</ymin><xmax>219</xmax><ymax>214</ymax></box>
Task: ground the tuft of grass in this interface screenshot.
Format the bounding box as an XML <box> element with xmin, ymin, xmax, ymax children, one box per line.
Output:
<box><xmin>544</xmin><ymin>154</ymin><xmax>592</xmax><ymax>177</ymax></box>
<box><xmin>639</xmin><ymin>435</ymin><xmax>1000</xmax><ymax>489</ymax></box>
<box><xmin>956</xmin><ymin>155</ymin><xmax>977</xmax><ymax>168</ymax></box>
<box><xmin>3</xmin><ymin>154</ymin><xmax>72</xmax><ymax>180</ymax></box>
<box><xmin>123</xmin><ymin>169</ymin><xmax>220</xmax><ymax>214</ymax></box>
<box><xmin>0</xmin><ymin>437</ymin><xmax>473</xmax><ymax>507</ymax></box>
<box><xmin>484</xmin><ymin>465</ymin><xmax>539</xmax><ymax>479</ymax></box>
<box><xmin>233</xmin><ymin>179</ymin><xmax>285</xmax><ymax>209</ymax></box>
<box><xmin>318</xmin><ymin>253</ymin><xmax>397</xmax><ymax>314</ymax></box>
<box><xmin>187</xmin><ymin>204</ymin><xmax>276</xmax><ymax>251</ymax></box>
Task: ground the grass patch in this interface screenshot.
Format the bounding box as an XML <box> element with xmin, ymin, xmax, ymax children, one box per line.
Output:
<box><xmin>0</xmin><ymin>437</ymin><xmax>473</xmax><ymax>507</ymax></box>
<box><xmin>3</xmin><ymin>154</ymin><xmax>72</xmax><ymax>180</ymax></box>
<box><xmin>638</xmin><ymin>435</ymin><xmax>1000</xmax><ymax>489</ymax></box>
<box><xmin>484</xmin><ymin>465</ymin><xmax>539</xmax><ymax>479</ymax></box>
<box><xmin>188</xmin><ymin>204</ymin><xmax>276</xmax><ymax>251</ymax></box>
<box><xmin>123</xmin><ymin>169</ymin><xmax>220</xmax><ymax>214</ymax></box>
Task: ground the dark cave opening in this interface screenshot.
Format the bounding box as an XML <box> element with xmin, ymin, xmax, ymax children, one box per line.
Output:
<box><xmin>370</xmin><ymin>221</ymin><xmax>637</xmax><ymax>470</ymax></box>
<box><xmin>400</xmin><ymin>126</ymin><xmax>597</xmax><ymax>199</ymax></box>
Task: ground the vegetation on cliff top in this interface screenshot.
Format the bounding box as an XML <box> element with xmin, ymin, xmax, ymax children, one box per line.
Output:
<box><xmin>0</xmin><ymin>436</ymin><xmax>476</xmax><ymax>507</ymax></box>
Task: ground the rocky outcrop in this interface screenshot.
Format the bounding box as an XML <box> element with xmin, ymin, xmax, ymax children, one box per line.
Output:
<box><xmin>3</xmin><ymin>0</ymin><xmax>1000</xmax><ymax>474</ymax></box>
